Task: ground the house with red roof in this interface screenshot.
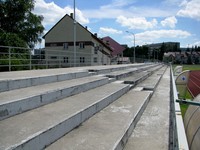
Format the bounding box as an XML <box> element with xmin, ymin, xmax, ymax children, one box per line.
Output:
<box><xmin>101</xmin><ymin>36</ymin><xmax>127</xmax><ymax>64</ymax></box>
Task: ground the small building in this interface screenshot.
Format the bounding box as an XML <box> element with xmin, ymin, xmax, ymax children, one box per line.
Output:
<box><xmin>101</xmin><ymin>36</ymin><xmax>126</xmax><ymax>64</ymax></box>
<box><xmin>163</xmin><ymin>51</ymin><xmax>200</xmax><ymax>64</ymax></box>
<box><xmin>43</xmin><ymin>14</ymin><xmax>112</xmax><ymax>67</ymax></box>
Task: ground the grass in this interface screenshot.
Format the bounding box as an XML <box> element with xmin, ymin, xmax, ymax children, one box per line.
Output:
<box><xmin>180</xmin><ymin>90</ymin><xmax>193</xmax><ymax>117</ymax></box>
<box><xmin>182</xmin><ymin>64</ymin><xmax>200</xmax><ymax>71</ymax></box>
<box><xmin>173</xmin><ymin>64</ymin><xmax>200</xmax><ymax>117</ymax></box>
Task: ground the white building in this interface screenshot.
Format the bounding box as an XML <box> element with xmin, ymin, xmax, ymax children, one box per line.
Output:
<box><xmin>43</xmin><ymin>14</ymin><xmax>112</xmax><ymax>67</ymax></box>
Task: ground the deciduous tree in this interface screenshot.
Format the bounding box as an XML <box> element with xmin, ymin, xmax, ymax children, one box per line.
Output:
<box><xmin>0</xmin><ymin>0</ymin><xmax>44</xmax><ymax>48</ymax></box>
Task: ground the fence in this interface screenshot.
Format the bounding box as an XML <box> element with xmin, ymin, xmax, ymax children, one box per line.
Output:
<box><xmin>0</xmin><ymin>46</ymin><xmax>112</xmax><ymax>71</ymax></box>
<box><xmin>169</xmin><ymin>64</ymin><xmax>189</xmax><ymax>150</ymax></box>
<box><xmin>0</xmin><ymin>46</ymin><xmax>35</xmax><ymax>71</ymax></box>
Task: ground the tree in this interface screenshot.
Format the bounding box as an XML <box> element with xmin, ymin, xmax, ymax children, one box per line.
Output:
<box><xmin>0</xmin><ymin>0</ymin><xmax>44</xmax><ymax>48</ymax></box>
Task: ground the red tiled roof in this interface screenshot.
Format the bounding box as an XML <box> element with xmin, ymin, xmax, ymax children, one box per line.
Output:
<box><xmin>102</xmin><ymin>36</ymin><xmax>125</xmax><ymax>56</ymax></box>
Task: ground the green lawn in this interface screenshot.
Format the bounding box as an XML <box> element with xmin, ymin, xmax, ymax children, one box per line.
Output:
<box><xmin>173</xmin><ymin>64</ymin><xmax>200</xmax><ymax>117</ymax></box>
<box><xmin>182</xmin><ymin>65</ymin><xmax>200</xmax><ymax>71</ymax></box>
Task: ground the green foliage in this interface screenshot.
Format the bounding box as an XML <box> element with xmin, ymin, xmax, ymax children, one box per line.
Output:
<box><xmin>0</xmin><ymin>47</ymin><xmax>30</xmax><ymax>71</ymax></box>
<box><xmin>0</xmin><ymin>0</ymin><xmax>44</xmax><ymax>71</ymax></box>
<box><xmin>0</xmin><ymin>32</ymin><xmax>26</xmax><ymax>47</ymax></box>
<box><xmin>123</xmin><ymin>45</ymin><xmax>149</xmax><ymax>59</ymax></box>
<box><xmin>0</xmin><ymin>0</ymin><xmax>44</xmax><ymax>47</ymax></box>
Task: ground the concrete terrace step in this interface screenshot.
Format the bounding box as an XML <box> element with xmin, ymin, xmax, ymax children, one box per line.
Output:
<box><xmin>87</xmin><ymin>63</ymin><xmax>147</xmax><ymax>74</ymax></box>
<box><xmin>0</xmin><ymin>82</ymin><xmax>130</xmax><ymax>150</ymax></box>
<box><xmin>0</xmin><ymin>75</ymin><xmax>109</xmax><ymax>120</ymax></box>
<box><xmin>122</xmin><ymin>71</ymin><xmax>152</xmax><ymax>85</ymax></box>
<box><xmin>135</xmin><ymin>66</ymin><xmax>167</xmax><ymax>91</ymax></box>
<box><xmin>145</xmin><ymin>63</ymin><xmax>163</xmax><ymax>73</ymax></box>
<box><xmin>124</xmin><ymin>67</ymin><xmax>170</xmax><ymax>150</ymax></box>
<box><xmin>45</xmin><ymin>90</ymin><xmax>152</xmax><ymax>150</ymax></box>
<box><xmin>0</xmin><ymin>68</ymin><xmax>90</xmax><ymax>92</ymax></box>
<box><xmin>104</xmin><ymin>64</ymin><xmax>158</xmax><ymax>80</ymax></box>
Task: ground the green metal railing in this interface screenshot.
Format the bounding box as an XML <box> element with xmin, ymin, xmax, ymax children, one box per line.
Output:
<box><xmin>176</xmin><ymin>99</ymin><xmax>200</xmax><ymax>106</ymax></box>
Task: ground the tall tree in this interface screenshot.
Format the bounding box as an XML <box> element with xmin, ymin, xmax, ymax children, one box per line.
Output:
<box><xmin>0</xmin><ymin>0</ymin><xmax>44</xmax><ymax>47</ymax></box>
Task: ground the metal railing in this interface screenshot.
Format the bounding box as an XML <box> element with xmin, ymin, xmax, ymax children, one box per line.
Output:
<box><xmin>0</xmin><ymin>46</ymin><xmax>34</xmax><ymax>71</ymax></box>
<box><xmin>0</xmin><ymin>46</ymin><xmax>109</xmax><ymax>71</ymax></box>
<box><xmin>170</xmin><ymin>64</ymin><xmax>189</xmax><ymax>150</ymax></box>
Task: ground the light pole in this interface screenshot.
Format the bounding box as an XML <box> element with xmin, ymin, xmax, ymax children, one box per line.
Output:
<box><xmin>73</xmin><ymin>0</ymin><xmax>76</xmax><ymax>67</ymax></box>
<box><xmin>126</xmin><ymin>31</ymin><xmax>135</xmax><ymax>63</ymax></box>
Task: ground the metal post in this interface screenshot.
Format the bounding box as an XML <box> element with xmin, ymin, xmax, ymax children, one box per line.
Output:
<box><xmin>73</xmin><ymin>0</ymin><xmax>76</xmax><ymax>67</ymax></box>
<box><xmin>133</xmin><ymin>34</ymin><xmax>135</xmax><ymax>63</ymax></box>
<box><xmin>30</xmin><ymin>49</ymin><xmax>32</xmax><ymax>70</ymax></box>
<box><xmin>126</xmin><ymin>31</ymin><xmax>135</xmax><ymax>63</ymax></box>
<box><xmin>9</xmin><ymin>47</ymin><xmax>11</xmax><ymax>71</ymax></box>
<box><xmin>46</xmin><ymin>51</ymin><xmax>48</xmax><ymax>69</ymax></box>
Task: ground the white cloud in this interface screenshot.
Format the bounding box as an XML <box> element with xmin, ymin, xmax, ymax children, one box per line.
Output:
<box><xmin>83</xmin><ymin>6</ymin><xmax>174</xmax><ymax>19</ymax></box>
<box><xmin>161</xmin><ymin>16</ymin><xmax>177</xmax><ymax>28</ymax></box>
<box><xmin>101</xmin><ymin>0</ymin><xmax>136</xmax><ymax>9</ymax></box>
<box><xmin>162</xmin><ymin>0</ymin><xmax>183</xmax><ymax>6</ymax></box>
<box><xmin>136</xmin><ymin>30</ymin><xmax>191</xmax><ymax>40</ymax></box>
<box><xmin>116</xmin><ymin>16</ymin><xmax>157</xmax><ymax>30</ymax></box>
<box><xmin>33</xmin><ymin>0</ymin><xmax>89</xmax><ymax>27</ymax></box>
<box><xmin>125</xmin><ymin>29</ymin><xmax>191</xmax><ymax>45</ymax></box>
<box><xmin>177</xmin><ymin>0</ymin><xmax>200</xmax><ymax>21</ymax></box>
<box><xmin>99</xmin><ymin>27</ymin><xmax>123</xmax><ymax>35</ymax></box>
<box><xmin>179</xmin><ymin>0</ymin><xmax>188</xmax><ymax>7</ymax></box>
<box><xmin>192</xmin><ymin>41</ymin><xmax>200</xmax><ymax>46</ymax></box>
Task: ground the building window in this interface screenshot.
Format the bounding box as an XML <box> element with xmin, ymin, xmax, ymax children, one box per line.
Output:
<box><xmin>50</xmin><ymin>43</ymin><xmax>57</xmax><ymax>47</ymax></box>
<box><xmin>63</xmin><ymin>43</ymin><xmax>68</xmax><ymax>50</ymax></box>
<box><xmin>79</xmin><ymin>42</ymin><xmax>85</xmax><ymax>49</ymax></box>
<box><xmin>51</xmin><ymin>56</ymin><xmax>57</xmax><ymax>59</ymax></box>
<box><xmin>94</xmin><ymin>46</ymin><xmax>98</xmax><ymax>54</ymax></box>
<box><xmin>94</xmin><ymin>57</ymin><xmax>97</xmax><ymax>63</ymax></box>
<box><xmin>80</xmin><ymin>57</ymin><xmax>85</xmax><ymax>63</ymax></box>
<box><xmin>64</xmin><ymin>57</ymin><xmax>69</xmax><ymax>63</ymax></box>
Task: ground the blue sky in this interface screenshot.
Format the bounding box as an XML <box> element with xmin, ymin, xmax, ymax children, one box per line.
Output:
<box><xmin>34</xmin><ymin>0</ymin><xmax>200</xmax><ymax>48</ymax></box>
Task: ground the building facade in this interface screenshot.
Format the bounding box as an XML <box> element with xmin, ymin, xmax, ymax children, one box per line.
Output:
<box><xmin>43</xmin><ymin>14</ymin><xmax>112</xmax><ymax>67</ymax></box>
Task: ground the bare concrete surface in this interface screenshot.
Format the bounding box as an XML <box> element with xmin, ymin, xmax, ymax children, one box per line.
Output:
<box><xmin>0</xmin><ymin>64</ymin><xmax>145</xmax><ymax>81</ymax></box>
<box><xmin>135</xmin><ymin>67</ymin><xmax>166</xmax><ymax>90</ymax></box>
<box><xmin>45</xmin><ymin>90</ymin><xmax>152</xmax><ymax>150</ymax></box>
<box><xmin>0</xmin><ymin>67</ymin><xmax>89</xmax><ymax>81</ymax></box>
<box><xmin>122</xmin><ymin>71</ymin><xmax>151</xmax><ymax>84</ymax></box>
<box><xmin>124</xmin><ymin>67</ymin><xmax>170</xmax><ymax>150</ymax></box>
<box><xmin>0</xmin><ymin>82</ymin><xmax>129</xmax><ymax>150</ymax></box>
<box><xmin>0</xmin><ymin>75</ymin><xmax>108</xmax><ymax>105</ymax></box>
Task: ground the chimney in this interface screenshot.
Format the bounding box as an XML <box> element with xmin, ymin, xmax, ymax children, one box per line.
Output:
<box><xmin>85</xmin><ymin>26</ymin><xmax>87</xmax><ymax>30</ymax></box>
<box><xmin>70</xmin><ymin>13</ymin><xmax>73</xmax><ymax>19</ymax></box>
<box><xmin>94</xmin><ymin>33</ymin><xmax>97</xmax><ymax>37</ymax></box>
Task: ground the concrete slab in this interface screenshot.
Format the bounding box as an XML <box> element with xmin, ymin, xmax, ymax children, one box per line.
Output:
<box><xmin>122</xmin><ymin>71</ymin><xmax>151</xmax><ymax>85</ymax></box>
<box><xmin>104</xmin><ymin>64</ymin><xmax>156</xmax><ymax>80</ymax></box>
<box><xmin>45</xmin><ymin>90</ymin><xmax>152</xmax><ymax>150</ymax></box>
<box><xmin>0</xmin><ymin>76</ymin><xmax>109</xmax><ymax>120</ymax></box>
<box><xmin>0</xmin><ymin>68</ymin><xmax>89</xmax><ymax>92</ymax></box>
<box><xmin>87</xmin><ymin>63</ymin><xmax>146</xmax><ymax>74</ymax></box>
<box><xmin>0</xmin><ymin>82</ymin><xmax>130</xmax><ymax>150</ymax></box>
<box><xmin>0</xmin><ymin>64</ymin><xmax>154</xmax><ymax>92</ymax></box>
<box><xmin>124</xmin><ymin>67</ymin><xmax>170</xmax><ymax>150</ymax></box>
<box><xmin>135</xmin><ymin>67</ymin><xmax>166</xmax><ymax>91</ymax></box>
